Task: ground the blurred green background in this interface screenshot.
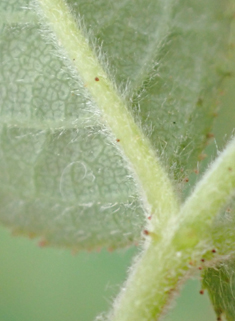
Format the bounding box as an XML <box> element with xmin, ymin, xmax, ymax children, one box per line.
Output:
<box><xmin>0</xmin><ymin>39</ymin><xmax>235</xmax><ymax>321</ymax></box>
<box><xmin>0</xmin><ymin>226</ymin><xmax>216</xmax><ymax>321</ymax></box>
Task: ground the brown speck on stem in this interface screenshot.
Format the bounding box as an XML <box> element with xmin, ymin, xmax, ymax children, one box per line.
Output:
<box><xmin>198</xmin><ymin>267</ymin><xmax>202</xmax><ymax>270</ymax></box>
<box><xmin>116</xmin><ymin>138</ymin><xmax>120</xmax><ymax>142</ymax></box>
<box><xmin>201</xmin><ymin>258</ymin><xmax>205</xmax><ymax>262</ymax></box>
<box><xmin>212</xmin><ymin>249</ymin><xmax>216</xmax><ymax>253</ymax></box>
<box><xmin>199</xmin><ymin>290</ymin><xmax>204</xmax><ymax>295</ymax></box>
<box><xmin>143</xmin><ymin>229</ymin><xmax>149</xmax><ymax>236</ymax></box>
<box><xmin>148</xmin><ymin>215</ymin><xmax>152</xmax><ymax>220</ymax></box>
<box><xmin>183</xmin><ymin>177</ymin><xmax>189</xmax><ymax>183</ymax></box>
<box><xmin>194</xmin><ymin>169</ymin><xmax>199</xmax><ymax>174</ymax></box>
<box><xmin>95</xmin><ymin>77</ymin><xmax>99</xmax><ymax>81</ymax></box>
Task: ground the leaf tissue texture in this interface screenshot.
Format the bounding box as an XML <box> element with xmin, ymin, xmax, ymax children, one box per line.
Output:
<box><xmin>0</xmin><ymin>0</ymin><xmax>145</xmax><ymax>250</ymax></box>
<box><xmin>0</xmin><ymin>0</ymin><xmax>233</xmax><ymax>250</ymax></box>
<box><xmin>203</xmin><ymin>259</ymin><xmax>235</xmax><ymax>321</ymax></box>
<box><xmin>68</xmin><ymin>0</ymin><xmax>232</xmax><ymax>181</ymax></box>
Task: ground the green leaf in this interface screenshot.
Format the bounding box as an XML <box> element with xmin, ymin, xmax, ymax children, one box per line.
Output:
<box><xmin>67</xmin><ymin>0</ymin><xmax>233</xmax><ymax>181</ymax></box>
<box><xmin>0</xmin><ymin>0</ymin><xmax>233</xmax><ymax>250</ymax></box>
<box><xmin>199</xmin><ymin>18</ymin><xmax>235</xmax><ymax>320</ymax></box>
<box><xmin>202</xmin><ymin>196</ymin><xmax>235</xmax><ymax>320</ymax></box>
<box><xmin>203</xmin><ymin>259</ymin><xmax>235</xmax><ymax>321</ymax></box>
<box><xmin>0</xmin><ymin>0</ymin><xmax>146</xmax><ymax>250</ymax></box>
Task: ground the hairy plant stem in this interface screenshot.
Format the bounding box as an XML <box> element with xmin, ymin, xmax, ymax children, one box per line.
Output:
<box><xmin>173</xmin><ymin>137</ymin><xmax>235</xmax><ymax>251</ymax></box>
<box><xmin>36</xmin><ymin>0</ymin><xmax>179</xmax><ymax>229</ymax></box>
<box><xmin>110</xmin><ymin>137</ymin><xmax>235</xmax><ymax>321</ymax></box>
<box><xmin>109</xmin><ymin>236</ymin><xmax>190</xmax><ymax>321</ymax></box>
<box><xmin>36</xmin><ymin>0</ymin><xmax>235</xmax><ymax>320</ymax></box>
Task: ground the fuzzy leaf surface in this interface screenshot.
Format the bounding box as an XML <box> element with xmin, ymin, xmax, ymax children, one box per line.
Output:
<box><xmin>68</xmin><ymin>0</ymin><xmax>232</xmax><ymax>180</ymax></box>
<box><xmin>203</xmin><ymin>259</ymin><xmax>235</xmax><ymax>321</ymax></box>
<box><xmin>200</xmin><ymin>16</ymin><xmax>235</xmax><ymax>319</ymax></box>
<box><xmin>0</xmin><ymin>0</ymin><xmax>233</xmax><ymax>250</ymax></box>
<box><xmin>0</xmin><ymin>0</ymin><xmax>146</xmax><ymax>250</ymax></box>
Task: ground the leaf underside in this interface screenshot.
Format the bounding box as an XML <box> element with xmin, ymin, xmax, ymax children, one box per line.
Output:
<box><xmin>202</xmin><ymin>12</ymin><xmax>235</xmax><ymax>321</ymax></box>
<box><xmin>203</xmin><ymin>259</ymin><xmax>235</xmax><ymax>321</ymax></box>
<box><xmin>0</xmin><ymin>0</ymin><xmax>234</xmax><ymax>250</ymax></box>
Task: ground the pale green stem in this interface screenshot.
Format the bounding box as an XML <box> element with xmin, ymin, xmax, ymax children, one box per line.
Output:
<box><xmin>173</xmin><ymin>136</ymin><xmax>235</xmax><ymax>250</ymax></box>
<box><xmin>35</xmin><ymin>1</ymin><xmax>235</xmax><ymax>320</ymax></box>
<box><xmin>109</xmin><ymin>236</ymin><xmax>188</xmax><ymax>321</ymax></box>
<box><xmin>36</xmin><ymin>0</ymin><xmax>179</xmax><ymax>231</ymax></box>
<box><xmin>109</xmin><ymin>137</ymin><xmax>235</xmax><ymax>321</ymax></box>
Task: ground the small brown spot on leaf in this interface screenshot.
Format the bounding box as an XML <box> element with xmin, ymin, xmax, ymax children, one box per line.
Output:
<box><xmin>116</xmin><ymin>138</ymin><xmax>120</xmax><ymax>142</ymax></box>
<box><xmin>38</xmin><ymin>239</ymin><xmax>48</xmax><ymax>248</ymax></box>
<box><xmin>199</xmin><ymin>153</ymin><xmax>207</xmax><ymax>161</ymax></box>
<box><xmin>206</xmin><ymin>133</ymin><xmax>214</xmax><ymax>139</ymax></box>
<box><xmin>199</xmin><ymin>290</ymin><xmax>204</xmax><ymax>295</ymax></box>
<box><xmin>228</xmin><ymin>167</ymin><xmax>232</xmax><ymax>171</ymax></box>
<box><xmin>212</xmin><ymin>249</ymin><xmax>216</xmax><ymax>253</ymax></box>
<box><xmin>28</xmin><ymin>232</ymin><xmax>37</xmax><ymax>239</ymax></box>
<box><xmin>95</xmin><ymin>77</ymin><xmax>99</xmax><ymax>81</ymax></box>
